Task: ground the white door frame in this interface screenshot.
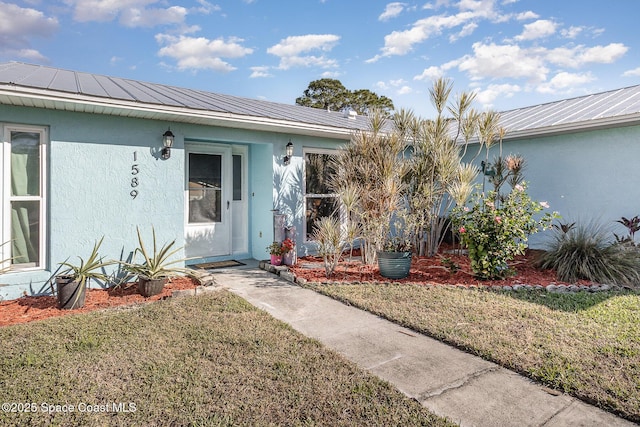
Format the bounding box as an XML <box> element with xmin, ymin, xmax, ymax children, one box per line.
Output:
<box><xmin>184</xmin><ymin>143</ymin><xmax>232</xmax><ymax>258</ymax></box>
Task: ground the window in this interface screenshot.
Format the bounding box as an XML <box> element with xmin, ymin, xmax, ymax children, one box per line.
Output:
<box><xmin>1</xmin><ymin>125</ymin><xmax>47</xmax><ymax>270</ymax></box>
<box><xmin>304</xmin><ymin>150</ymin><xmax>339</xmax><ymax>240</ymax></box>
<box><xmin>187</xmin><ymin>153</ymin><xmax>222</xmax><ymax>224</ymax></box>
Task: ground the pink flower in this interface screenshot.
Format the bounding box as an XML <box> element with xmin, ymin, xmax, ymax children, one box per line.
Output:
<box><xmin>540</xmin><ymin>201</ymin><xmax>550</xmax><ymax>209</ymax></box>
<box><xmin>463</xmin><ymin>206</ymin><xmax>470</xmax><ymax>212</ymax></box>
<box><xmin>495</xmin><ymin>216</ymin><xmax>502</xmax><ymax>224</ymax></box>
<box><xmin>459</xmin><ymin>227</ymin><xmax>466</xmax><ymax>234</ymax></box>
<box><xmin>514</xmin><ymin>184</ymin><xmax>524</xmax><ymax>192</ymax></box>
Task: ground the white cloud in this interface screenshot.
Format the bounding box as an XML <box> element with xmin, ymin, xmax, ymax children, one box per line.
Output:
<box><xmin>449</xmin><ymin>22</ymin><xmax>477</xmax><ymax>42</ymax></box>
<box><xmin>69</xmin><ymin>0</ymin><xmax>157</xmax><ymax>22</ymax></box>
<box><xmin>474</xmin><ymin>83</ymin><xmax>521</xmax><ymax>106</ymax></box>
<box><xmin>156</xmin><ymin>34</ymin><xmax>253</xmax><ymax>72</ymax></box>
<box><xmin>369</xmin><ymin>0</ymin><xmax>512</xmax><ymax>61</ymax></box>
<box><xmin>267</xmin><ymin>34</ymin><xmax>340</xmax><ymax>70</ymax></box>
<box><xmin>0</xmin><ymin>2</ymin><xmax>58</xmax><ymax>60</ymax></box>
<box><xmin>249</xmin><ymin>66</ymin><xmax>272</xmax><ymax>78</ymax></box>
<box><xmin>537</xmin><ymin>71</ymin><xmax>594</xmax><ymax>94</ymax></box>
<box><xmin>622</xmin><ymin>67</ymin><xmax>640</xmax><ymax>77</ymax></box>
<box><xmin>414</xmin><ymin>65</ymin><xmax>444</xmax><ymax>81</ymax></box>
<box><xmin>458</xmin><ymin>42</ymin><xmax>549</xmax><ymax>82</ymax></box>
<box><xmin>515</xmin><ymin>11</ymin><xmax>538</xmax><ymax>20</ymax></box>
<box><xmin>515</xmin><ymin>19</ymin><xmax>557</xmax><ymax>41</ymax></box>
<box><xmin>68</xmin><ymin>0</ymin><xmax>201</xmax><ymax>28</ymax></box>
<box><xmin>267</xmin><ymin>34</ymin><xmax>339</xmax><ymax>57</ymax></box>
<box><xmin>547</xmin><ymin>43</ymin><xmax>628</xmax><ymax>68</ymax></box>
<box><xmin>120</xmin><ymin>6</ymin><xmax>187</xmax><ymax>27</ymax></box>
<box><xmin>397</xmin><ymin>85</ymin><xmax>413</xmax><ymax>95</ymax></box>
<box><xmin>321</xmin><ymin>71</ymin><xmax>341</xmax><ymax>78</ymax></box>
<box><xmin>560</xmin><ymin>25</ymin><xmax>583</xmax><ymax>39</ymax></box>
<box><xmin>379</xmin><ymin>2</ymin><xmax>406</xmax><ymax>21</ymax></box>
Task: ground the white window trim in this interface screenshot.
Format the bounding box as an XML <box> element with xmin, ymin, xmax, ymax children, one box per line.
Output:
<box><xmin>302</xmin><ymin>147</ymin><xmax>341</xmax><ymax>243</ymax></box>
<box><xmin>1</xmin><ymin>124</ymin><xmax>48</xmax><ymax>272</ymax></box>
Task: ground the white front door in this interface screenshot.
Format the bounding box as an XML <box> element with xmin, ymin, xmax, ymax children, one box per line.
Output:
<box><xmin>185</xmin><ymin>144</ymin><xmax>232</xmax><ymax>258</ymax></box>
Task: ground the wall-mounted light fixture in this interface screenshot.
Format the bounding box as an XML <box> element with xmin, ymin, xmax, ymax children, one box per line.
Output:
<box><xmin>162</xmin><ymin>128</ymin><xmax>175</xmax><ymax>160</ymax></box>
<box><xmin>284</xmin><ymin>139</ymin><xmax>294</xmax><ymax>165</ymax></box>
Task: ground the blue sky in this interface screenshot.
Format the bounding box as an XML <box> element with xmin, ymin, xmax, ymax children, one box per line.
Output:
<box><xmin>1</xmin><ymin>0</ymin><xmax>639</xmax><ymax>117</ymax></box>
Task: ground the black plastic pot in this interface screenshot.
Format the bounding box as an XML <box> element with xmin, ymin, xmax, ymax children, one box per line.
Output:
<box><xmin>56</xmin><ymin>275</ymin><xmax>86</xmax><ymax>310</ymax></box>
<box><xmin>138</xmin><ymin>276</ymin><xmax>168</xmax><ymax>297</ymax></box>
<box><xmin>377</xmin><ymin>251</ymin><xmax>412</xmax><ymax>279</ymax></box>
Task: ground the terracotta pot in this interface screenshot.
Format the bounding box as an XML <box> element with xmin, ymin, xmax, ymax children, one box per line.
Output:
<box><xmin>270</xmin><ymin>254</ymin><xmax>283</xmax><ymax>266</ymax></box>
<box><xmin>138</xmin><ymin>276</ymin><xmax>168</xmax><ymax>297</ymax></box>
<box><xmin>56</xmin><ymin>276</ymin><xmax>86</xmax><ymax>310</ymax></box>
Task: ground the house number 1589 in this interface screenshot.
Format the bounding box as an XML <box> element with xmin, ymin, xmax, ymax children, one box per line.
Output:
<box><xmin>131</xmin><ymin>151</ymin><xmax>139</xmax><ymax>199</ymax></box>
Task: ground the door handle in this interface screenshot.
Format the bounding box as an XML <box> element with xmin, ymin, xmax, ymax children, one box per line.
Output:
<box><xmin>227</xmin><ymin>200</ymin><xmax>230</xmax><ymax>210</ymax></box>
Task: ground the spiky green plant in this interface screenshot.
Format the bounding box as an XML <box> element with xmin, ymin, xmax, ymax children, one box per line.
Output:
<box><xmin>536</xmin><ymin>222</ymin><xmax>640</xmax><ymax>286</ymax></box>
<box><xmin>312</xmin><ymin>216</ymin><xmax>344</xmax><ymax>278</ymax></box>
<box><xmin>59</xmin><ymin>237</ymin><xmax>112</xmax><ymax>287</ymax></box>
<box><xmin>57</xmin><ymin>237</ymin><xmax>113</xmax><ymax>308</ymax></box>
<box><xmin>329</xmin><ymin>109</ymin><xmax>407</xmax><ymax>265</ymax></box>
<box><xmin>122</xmin><ymin>227</ymin><xmax>190</xmax><ymax>280</ymax></box>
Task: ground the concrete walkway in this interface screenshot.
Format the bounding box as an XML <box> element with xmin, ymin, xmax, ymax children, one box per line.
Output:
<box><xmin>212</xmin><ymin>262</ymin><xmax>635</xmax><ymax>427</ymax></box>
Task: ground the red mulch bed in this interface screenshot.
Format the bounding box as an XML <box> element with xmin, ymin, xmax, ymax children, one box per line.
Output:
<box><xmin>0</xmin><ymin>277</ymin><xmax>198</xmax><ymax>328</ymax></box>
<box><xmin>291</xmin><ymin>248</ymin><xmax>590</xmax><ymax>288</ymax></box>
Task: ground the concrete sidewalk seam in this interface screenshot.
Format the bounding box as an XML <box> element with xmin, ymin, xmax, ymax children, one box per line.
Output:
<box><xmin>418</xmin><ymin>366</ymin><xmax>500</xmax><ymax>401</ymax></box>
<box><xmin>539</xmin><ymin>399</ymin><xmax>575</xmax><ymax>427</ymax></box>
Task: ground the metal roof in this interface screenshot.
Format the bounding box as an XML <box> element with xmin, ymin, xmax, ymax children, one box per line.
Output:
<box><xmin>0</xmin><ymin>62</ymin><xmax>374</xmax><ymax>139</ymax></box>
<box><xmin>498</xmin><ymin>85</ymin><xmax>640</xmax><ymax>140</ymax></box>
<box><xmin>1</xmin><ymin>62</ymin><xmax>639</xmax><ymax>140</ymax></box>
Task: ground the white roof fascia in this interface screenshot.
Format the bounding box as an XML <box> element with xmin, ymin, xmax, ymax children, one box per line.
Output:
<box><xmin>0</xmin><ymin>86</ymin><xmax>356</xmax><ymax>140</ymax></box>
<box><xmin>502</xmin><ymin>112</ymin><xmax>640</xmax><ymax>142</ymax></box>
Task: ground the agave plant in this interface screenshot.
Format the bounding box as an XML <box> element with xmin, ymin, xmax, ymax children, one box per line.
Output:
<box><xmin>57</xmin><ymin>237</ymin><xmax>113</xmax><ymax>309</ymax></box>
<box><xmin>122</xmin><ymin>227</ymin><xmax>190</xmax><ymax>280</ymax></box>
<box><xmin>59</xmin><ymin>237</ymin><xmax>112</xmax><ymax>287</ymax></box>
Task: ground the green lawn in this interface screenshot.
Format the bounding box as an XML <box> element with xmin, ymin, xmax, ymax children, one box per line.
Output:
<box><xmin>0</xmin><ymin>291</ymin><xmax>454</xmax><ymax>427</ymax></box>
<box><xmin>305</xmin><ymin>283</ymin><xmax>640</xmax><ymax>424</ymax></box>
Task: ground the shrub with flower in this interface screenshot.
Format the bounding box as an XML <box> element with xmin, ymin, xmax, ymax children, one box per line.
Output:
<box><xmin>282</xmin><ymin>238</ymin><xmax>295</xmax><ymax>254</ymax></box>
<box><xmin>451</xmin><ymin>182</ymin><xmax>557</xmax><ymax>279</ymax></box>
<box><xmin>267</xmin><ymin>239</ymin><xmax>295</xmax><ymax>256</ymax></box>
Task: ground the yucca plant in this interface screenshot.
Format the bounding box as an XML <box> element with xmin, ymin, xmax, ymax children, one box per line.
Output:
<box><xmin>122</xmin><ymin>227</ymin><xmax>190</xmax><ymax>280</ymax></box>
<box><xmin>57</xmin><ymin>237</ymin><xmax>113</xmax><ymax>309</ymax></box>
<box><xmin>536</xmin><ymin>221</ymin><xmax>640</xmax><ymax>286</ymax></box>
<box><xmin>312</xmin><ymin>216</ymin><xmax>344</xmax><ymax>278</ymax></box>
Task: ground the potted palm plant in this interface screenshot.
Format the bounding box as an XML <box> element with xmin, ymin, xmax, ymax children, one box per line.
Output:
<box><xmin>56</xmin><ymin>237</ymin><xmax>112</xmax><ymax>309</ymax></box>
<box><xmin>377</xmin><ymin>235</ymin><xmax>413</xmax><ymax>279</ymax></box>
<box><xmin>121</xmin><ymin>227</ymin><xmax>190</xmax><ymax>297</ymax></box>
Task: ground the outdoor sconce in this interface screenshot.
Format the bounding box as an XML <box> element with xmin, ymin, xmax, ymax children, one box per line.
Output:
<box><xmin>284</xmin><ymin>140</ymin><xmax>294</xmax><ymax>165</ymax></box>
<box><xmin>162</xmin><ymin>128</ymin><xmax>175</xmax><ymax>160</ymax></box>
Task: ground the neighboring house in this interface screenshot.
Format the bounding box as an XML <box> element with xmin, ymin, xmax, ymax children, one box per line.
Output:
<box><xmin>1</xmin><ymin>61</ymin><xmax>639</xmax><ymax>300</ymax></box>
<box><xmin>0</xmin><ymin>62</ymin><xmax>370</xmax><ymax>300</ymax></box>
<box><xmin>471</xmin><ymin>84</ymin><xmax>640</xmax><ymax>247</ymax></box>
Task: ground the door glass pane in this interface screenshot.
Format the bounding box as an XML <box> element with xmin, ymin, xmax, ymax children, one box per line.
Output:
<box><xmin>11</xmin><ymin>131</ymin><xmax>40</xmax><ymax>197</ymax></box>
<box><xmin>11</xmin><ymin>201</ymin><xmax>40</xmax><ymax>266</ymax></box>
<box><xmin>232</xmin><ymin>154</ymin><xmax>242</xmax><ymax>201</ymax></box>
<box><xmin>188</xmin><ymin>153</ymin><xmax>222</xmax><ymax>223</ymax></box>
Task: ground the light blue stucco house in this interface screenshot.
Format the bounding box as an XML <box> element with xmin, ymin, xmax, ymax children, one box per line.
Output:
<box><xmin>1</xmin><ymin>61</ymin><xmax>640</xmax><ymax>300</ymax></box>
<box><xmin>475</xmin><ymin>85</ymin><xmax>640</xmax><ymax>247</ymax></box>
<box><xmin>0</xmin><ymin>62</ymin><xmax>371</xmax><ymax>300</ymax></box>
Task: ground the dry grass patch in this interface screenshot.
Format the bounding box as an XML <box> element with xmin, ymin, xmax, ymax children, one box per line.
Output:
<box><xmin>0</xmin><ymin>291</ymin><xmax>453</xmax><ymax>427</ymax></box>
<box><xmin>306</xmin><ymin>283</ymin><xmax>640</xmax><ymax>423</ymax></box>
